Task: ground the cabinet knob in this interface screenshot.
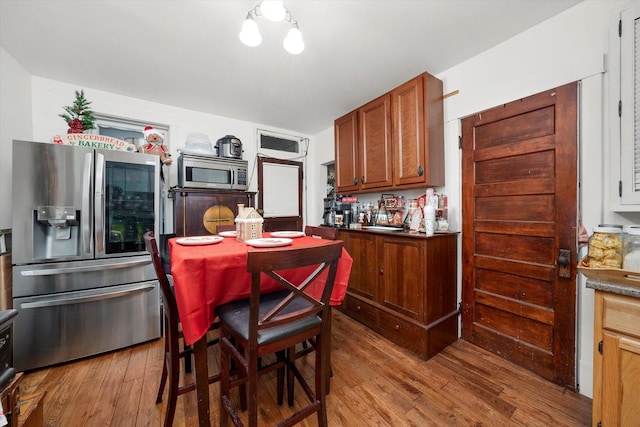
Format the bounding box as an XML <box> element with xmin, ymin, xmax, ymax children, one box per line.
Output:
<box><xmin>353</xmin><ymin>177</ymin><xmax>358</xmax><ymax>185</ymax></box>
<box><xmin>356</xmin><ymin>305</ymin><xmax>361</xmax><ymax>311</ymax></box>
<box><xmin>394</xmin><ymin>324</ymin><xmax>400</xmax><ymax>331</ymax></box>
<box><xmin>379</xmin><ymin>268</ymin><xmax>384</xmax><ymax>275</ymax></box>
<box><xmin>361</xmin><ymin>176</ymin><xmax>365</xmax><ymax>184</ymax></box>
<box><xmin>417</xmin><ymin>165</ymin><xmax>424</xmax><ymax>176</ymax></box>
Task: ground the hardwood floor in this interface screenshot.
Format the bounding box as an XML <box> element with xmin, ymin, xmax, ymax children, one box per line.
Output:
<box><xmin>20</xmin><ymin>310</ymin><xmax>592</xmax><ymax>426</ymax></box>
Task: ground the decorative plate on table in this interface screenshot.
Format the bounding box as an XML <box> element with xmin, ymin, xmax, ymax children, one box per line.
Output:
<box><xmin>176</xmin><ymin>236</ymin><xmax>224</xmax><ymax>246</ymax></box>
<box><xmin>218</xmin><ymin>230</ymin><xmax>237</xmax><ymax>237</ymax></box>
<box><xmin>245</xmin><ymin>238</ymin><xmax>293</xmax><ymax>248</ymax></box>
<box><xmin>270</xmin><ymin>231</ymin><xmax>305</xmax><ymax>238</ymax></box>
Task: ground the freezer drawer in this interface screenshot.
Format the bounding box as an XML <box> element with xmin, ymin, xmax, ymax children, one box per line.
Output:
<box><xmin>13</xmin><ymin>281</ymin><xmax>160</xmax><ymax>371</ymax></box>
<box><xmin>12</xmin><ymin>255</ymin><xmax>155</xmax><ymax>298</ymax></box>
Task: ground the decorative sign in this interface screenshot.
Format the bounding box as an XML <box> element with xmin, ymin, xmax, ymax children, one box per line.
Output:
<box><xmin>51</xmin><ymin>134</ymin><xmax>136</xmax><ymax>152</ymax></box>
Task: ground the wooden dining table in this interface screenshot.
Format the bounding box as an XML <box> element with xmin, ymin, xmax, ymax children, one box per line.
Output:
<box><xmin>169</xmin><ymin>232</ymin><xmax>353</xmax><ymax>426</ymax></box>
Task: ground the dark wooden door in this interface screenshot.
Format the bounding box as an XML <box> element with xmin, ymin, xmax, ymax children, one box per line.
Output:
<box><xmin>461</xmin><ymin>82</ymin><xmax>578</xmax><ymax>389</ymax></box>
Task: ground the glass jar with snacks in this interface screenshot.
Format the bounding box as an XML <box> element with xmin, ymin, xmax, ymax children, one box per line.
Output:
<box><xmin>588</xmin><ymin>226</ymin><xmax>623</xmax><ymax>268</ymax></box>
<box><xmin>623</xmin><ymin>228</ymin><xmax>640</xmax><ymax>271</ymax></box>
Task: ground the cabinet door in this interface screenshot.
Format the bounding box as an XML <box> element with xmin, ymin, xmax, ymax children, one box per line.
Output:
<box><xmin>391</xmin><ymin>75</ymin><xmax>426</xmax><ymax>186</ymax></box>
<box><xmin>335</xmin><ymin>111</ymin><xmax>360</xmax><ymax>193</ymax></box>
<box><xmin>340</xmin><ymin>231</ymin><xmax>378</xmax><ymax>301</ymax></box>
<box><xmin>378</xmin><ymin>235</ymin><xmax>424</xmax><ymax>320</ymax></box>
<box><xmin>359</xmin><ymin>94</ymin><xmax>393</xmax><ymax>190</ymax></box>
<box><xmin>601</xmin><ymin>331</ymin><xmax>640</xmax><ymax>426</ymax></box>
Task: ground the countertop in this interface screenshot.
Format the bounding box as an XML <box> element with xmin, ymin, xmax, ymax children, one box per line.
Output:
<box><xmin>325</xmin><ymin>225</ymin><xmax>459</xmax><ymax>239</ymax></box>
<box><xmin>585</xmin><ymin>279</ymin><xmax>640</xmax><ymax>299</ymax></box>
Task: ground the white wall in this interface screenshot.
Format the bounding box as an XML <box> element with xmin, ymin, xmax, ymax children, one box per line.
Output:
<box><xmin>29</xmin><ymin>77</ymin><xmax>313</xmax><ymax>194</ymax></box>
<box><xmin>308</xmin><ymin>126</ymin><xmax>335</xmax><ymax>226</ymax></box>
<box><xmin>0</xmin><ymin>47</ymin><xmax>33</xmax><ymax>229</ymax></box>
<box><xmin>2</xmin><ymin>76</ymin><xmax>313</xmax><ymax>234</ymax></box>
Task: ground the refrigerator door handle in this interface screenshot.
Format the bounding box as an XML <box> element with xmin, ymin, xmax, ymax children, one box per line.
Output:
<box><xmin>95</xmin><ymin>152</ymin><xmax>105</xmax><ymax>255</ymax></box>
<box><xmin>20</xmin><ymin>283</ymin><xmax>156</xmax><ymax>309</ymax></box>
<box><xmin>82</xmin><ymin>152</ymin><xmax>93</xmax><ymax>256</ymax></box>
<box><xmin>19</xmin><ymin>257</ymin><xmax>151</xmax><ymax>276</ymax></box>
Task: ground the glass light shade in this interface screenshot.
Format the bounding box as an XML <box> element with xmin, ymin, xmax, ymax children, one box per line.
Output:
<box><xmin>283</xmin><ymin>25</ymin><xmax>304</xmax><ymax>54</ymax></box>
<box><xmin>239</xmin><ymin>15</ymin><xmax>262</xmax><ymax>47</ymax></box>
<box><xmin>259</xmin><ymin>1</ymin><xmax>286</xmax><ymax>22</ymax></box>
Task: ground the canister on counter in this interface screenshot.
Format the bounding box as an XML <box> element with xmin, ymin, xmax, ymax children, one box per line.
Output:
<box><xmin>623</xmin><ymin>228</ymin><xmax>640</xmax><ymax>271</ymax></box>
<box><xmin>587</xmin><ymin>226</ymin><xmax>623</xmax><ymax>268</ymax></box>
<box><xmin>424</xmin><ymin>205</ymin><xmax>436</xmax><ymax>237</ymax></box>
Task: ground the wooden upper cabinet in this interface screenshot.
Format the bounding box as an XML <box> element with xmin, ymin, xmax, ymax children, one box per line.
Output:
<box><xmin>334</xmin><ymin>72</ymin><xmax>444</xmax><ymax>194</ymax></box>
<box><xmin>359</xmin><ymin>94</ymin><xmax>393</xmax><ymax>190</ymax></box>
<box><xmin>334</xmin><ymin>111</ymin><xmax>359</xmax><ymax>192</ymax></box>
<box><xmin>391</xmin><ymin>73</ymin><xmax>444</xmax><ymax>187</ymax></box>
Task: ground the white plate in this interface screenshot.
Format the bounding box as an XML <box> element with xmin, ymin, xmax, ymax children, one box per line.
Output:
<box><xmin>245</xmin><ymin>238</ymin><xmax>293</xmax><ymax>248</ymax></box>
<box><xmin>218</xmin><ymin>230</ymin><xmax>237</xmax><ymax>237</ymax></box>
<box><xmin>270</xmin><ymin>231</ymin><xmax>305</xmax><ymax>238</ymax></box>
<box><xmin>176</xmin><ymin>236</ymin><xmax>224</xmax><ymax>246</ymax></box>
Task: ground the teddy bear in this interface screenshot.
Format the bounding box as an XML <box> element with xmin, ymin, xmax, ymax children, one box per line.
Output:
<box><xmin>139</xmin><ymin>126</ymin><xmax>172</xmax><ymax>165</ymax></box>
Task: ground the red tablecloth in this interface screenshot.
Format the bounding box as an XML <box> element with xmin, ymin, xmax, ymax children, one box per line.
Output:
<box><xmin>169</xmin><ymin>234</ymin><xmax>352</xmax><ymax>345</ymax></box>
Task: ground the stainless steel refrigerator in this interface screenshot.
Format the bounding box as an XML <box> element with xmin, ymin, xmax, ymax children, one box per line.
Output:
<box><xmin>12</xmin><ymin>140</ymin><xmax>161</xmax><ymax>371</ymax></box>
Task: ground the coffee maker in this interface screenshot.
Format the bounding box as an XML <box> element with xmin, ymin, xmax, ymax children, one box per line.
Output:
<box><xmin>322</xmin><ymin>195</ymin><xmax>354</xmax><ymax>228</ymax></box>
<box><xmin>322</xmin><ymin>197</ymin><xmax>335</xmax><ymax>226</ymax></box>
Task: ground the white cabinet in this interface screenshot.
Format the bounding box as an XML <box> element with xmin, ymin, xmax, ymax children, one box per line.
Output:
<box><xmin>611</xmin><ymin>3</ymin><xmax>640</xmax><ymax>210</ymax></box>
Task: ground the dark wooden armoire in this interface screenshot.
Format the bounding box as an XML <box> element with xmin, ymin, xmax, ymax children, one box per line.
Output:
<box><xmin>169</xmin><ymin>188</ymin><xmax>255</xmax><ymax>237</ymax></box>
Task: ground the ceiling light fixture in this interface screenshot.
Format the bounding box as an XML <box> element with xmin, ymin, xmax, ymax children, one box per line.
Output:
<box><xmin>239</xmin><ymin>0</ymin><xmax>304</xmax><ymax>54</ymax></box>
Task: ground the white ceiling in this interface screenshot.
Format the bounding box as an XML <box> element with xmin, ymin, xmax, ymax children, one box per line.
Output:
<box><xmin>0</xmin><ymin>0</ymin><xmax>582</xmax><ymax>135</ymax></box>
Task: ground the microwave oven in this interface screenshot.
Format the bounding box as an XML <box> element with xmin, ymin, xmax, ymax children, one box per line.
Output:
<box><xmin>178</xmin><ymin>153</ymin><xmax>248</xmax><ymax>190</ymax></box>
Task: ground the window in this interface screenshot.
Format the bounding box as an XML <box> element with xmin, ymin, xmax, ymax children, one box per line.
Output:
<box><xmin>91</xmin><ymin>113</ymin><xmax>170</xmax><ymax>152</ymax></box>
<box><xmin>256</xmin><ymin>128</ymin><xmax>307</xmax><ymax>160</ymax></box>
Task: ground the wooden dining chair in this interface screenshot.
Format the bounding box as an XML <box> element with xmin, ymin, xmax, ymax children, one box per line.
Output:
<box><xmin>304</xmin><ymin>225</ymin><xmax>339</xmax><ymax>240</ymax></box>
<box><xmin>143</xmin><ymin>232</ymin><xmax>221</xmax><ymax>427</ymax></box>
<box><xmin>217</xmin><ymin>240</ymin><xmax>343</xmax><ymax>427</ymax></box>
<box><xmin>302</xmin><ymin>225</ymin><xmax>338</xmax><ymax>374</ymax></box>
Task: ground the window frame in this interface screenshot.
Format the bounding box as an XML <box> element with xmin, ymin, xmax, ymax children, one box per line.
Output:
<box><xmin>91</xmin><ymin>113</ymin><xmax>170</xmax><ymax>152</ymax></box>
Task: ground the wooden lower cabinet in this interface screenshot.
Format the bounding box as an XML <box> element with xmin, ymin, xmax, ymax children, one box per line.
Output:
<box><xmin>593</xmin><ymin>290</ymin><xmax>640</xmax><ymax>426</ymax></box>
<box><xmin>338</xmin><ymin>229</ymin><xmax>458</xmax><ymax>359</ymax></box>
<box><xmin>169</xmin><ymin>188</ymin><xmax>255</xmax><ymax>236</ymax></box>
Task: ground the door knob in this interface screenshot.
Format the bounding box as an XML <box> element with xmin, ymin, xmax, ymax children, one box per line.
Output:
<box><xmin>557</xmin><ymin>249</ymin><xmax>571</xmax><ymax>278</ymax></box>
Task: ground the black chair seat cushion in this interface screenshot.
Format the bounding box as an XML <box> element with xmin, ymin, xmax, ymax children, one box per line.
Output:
<box><xmin>216</xmin><ymin>291</ymin><xmax>321</xmax><ymax>346</ymax></box>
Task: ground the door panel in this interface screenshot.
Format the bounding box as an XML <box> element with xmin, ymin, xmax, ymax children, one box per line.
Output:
<box><xmin>461</xmin><ymin>82</ymin><xmax>578</xmax><ymax>388</ymax></box>
<box><xmin>335</xmin><ymin>111</ymin><xmax>359</xmax><ymax>192</ymax></box>
<box><xmin>340</xmin><ymin>232</ymin><xmax>377</xmax><ymax>301</ymax></box>
<box><xmin>380</xmin><ymin>237</ymin><xmax>423</xmax><ymax>320</ymax></box>
<box><xmin>258</xmin><ymin>157</ymin><xmax>303</xmax><ymax>232</ymax></box>
<box><xmin>392</xmin><ymin>76</ymin><xmax>425</xmax><ymax>186</ymax></box>
<box><xmin>359</xmin><ymin>94</ymin><xmax>392</xmax><ymax>190</ymax></box>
